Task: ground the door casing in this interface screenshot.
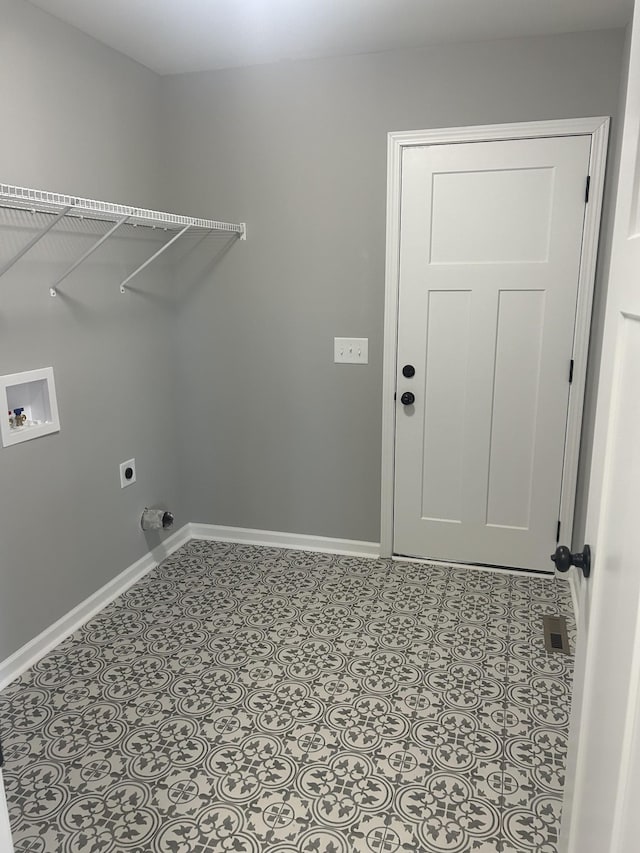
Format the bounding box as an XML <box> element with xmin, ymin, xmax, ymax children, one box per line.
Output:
<box><xmin>380</xmin><ymin>117</ymin><xmax>610</xmax><ymax>563</ymax></box>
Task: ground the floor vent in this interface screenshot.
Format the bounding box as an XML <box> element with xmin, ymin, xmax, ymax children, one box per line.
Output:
<box><xmin>543</xmin><ymin>614</ymin><xmax>570</xmax><ymax>654</ymax></box>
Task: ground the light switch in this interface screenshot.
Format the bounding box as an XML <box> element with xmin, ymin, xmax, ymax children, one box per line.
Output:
<box><xmin>334</xmin><ymin>337</ymin><xmax>369</xmax><ymax>364</ymax></box>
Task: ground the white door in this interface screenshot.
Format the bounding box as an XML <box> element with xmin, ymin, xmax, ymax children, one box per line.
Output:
<box><xmin>561</xmin><ymin>3</ymin><xmax>640</xmax><ymax>850</ymax></box>
<box><xmin>394</xmin><ymin>135</ymin><xmax>592</xmax><ymax>571</ymax></box>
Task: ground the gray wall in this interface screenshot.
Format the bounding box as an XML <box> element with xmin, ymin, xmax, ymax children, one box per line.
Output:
<box><xmin>0</xmin><ymin>0</ymin><xmax>181</xmax><ymax>660</ymax></box>
<box><xmin>161</xmin><ymin>29</ymin><xmax>626</xmax><ymax>545</ymax></box>
<box><xmin>0</xmin><ymin>10</ymin><xmax>628</xmax><ymax>662</ymax></box>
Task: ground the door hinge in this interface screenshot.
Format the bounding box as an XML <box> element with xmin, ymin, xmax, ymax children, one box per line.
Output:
<box><xmin>556</xmin><ymin>520</ymin><xmax>561</xmax><ymax>543</ymax></box>
<box><xmin>585</xmin><ymin>175</ymin><xmax>591</xmax><ymax>203</ymax></box>
<box><xmin>569</xmin><ymin>359</ymin><xmax>574</xmax><ymax>384</ymax></box>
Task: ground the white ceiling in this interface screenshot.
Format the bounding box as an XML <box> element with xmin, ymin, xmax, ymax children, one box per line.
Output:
<box><xmin>27</xmin><ymin>0</ymin><xmax>633</xmax><ymax>76</ymax></box>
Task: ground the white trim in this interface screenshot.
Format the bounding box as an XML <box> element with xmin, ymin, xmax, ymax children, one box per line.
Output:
<box><xmin>568</xmin><ymin>571</ymin><xmax>581</xmax><ymax>629</ymax></box>
<box><xmin>381</xmin><ymin>117</ymin><xmax>610</xmax><ymax>562</ymax></box>
<box><xmin>0</xmin><ymin>524</ymin><xmax>190</xmax><ymax>691</ymax></box>
<box><xmin>381</xmin><ymin>117</ymin><xmax>610</xmax><ymax>147</ymax></box>
<box><xmin>559</xmin><ymin>119</ymin><xmax>610</xmax><ymax>552</ymax></box>
<box><xmin>189</xmin><ymin>523</ymin><xmax>381</xmax><ymax>558</ymax></box>
<box><xmin>0</xmin><ymin>772</ymin><xmax>14</xmax><ymax>853</ymax></box>
<box><xmin>380</xmin><ymin>124</ymin><xmax>404</xmax><ymax>557</ymax></box>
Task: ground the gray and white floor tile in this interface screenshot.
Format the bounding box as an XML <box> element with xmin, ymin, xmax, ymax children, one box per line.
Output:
<box><xmin>0</xmin><ymin>541</ymin><xmax>574</xmax><ymax>852</ymax></box>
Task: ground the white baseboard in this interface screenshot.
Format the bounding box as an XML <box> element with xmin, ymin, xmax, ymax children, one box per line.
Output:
<box><xmin>188</xmin><ymin>523</ymin><xmax>381</xmax><ymax>558</ymax></box>
<box><xmin>0</xmin><ymin>522</ymin><xmax>379</xmax><ymax>691</ymax></box>
<box><xmin>0</xmin><ymin>524</ymin><xmax>191</xmax><ymax>691</ymax></box>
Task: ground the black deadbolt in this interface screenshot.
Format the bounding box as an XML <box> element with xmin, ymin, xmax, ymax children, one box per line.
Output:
<box><xmin>551</xmin><ymin>544</ymin><xmax>591</xmax><ymax>579</ymax></box>
<box><xmin>402</xmin><ymin>365</ymin><xmax>416</xmax><ymax>378</ymax></box>
<box><xmin>125</xmin><ymin>467</ymin><xmax>134</xmax><ymax>481</ymax></box>
<box><xmin>400</xmin><ymin>392</ymin><xmax>415</xmax><ymax>406</ymax></box>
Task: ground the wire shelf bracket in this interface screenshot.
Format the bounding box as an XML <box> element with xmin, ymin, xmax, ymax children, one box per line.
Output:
<box><xmin>50</xmin><ymin>216</ymin><xmax>129</xmax><ymax>297</ymax></box>
<box><xmin>0</xmin><ymin>183</ymin><xmax>246</xmax><ymax>295</ymax></box>
<box><xmin>0</xmin><ymin>205</ymin><xmax>71</xmax><ymax>279</ymax></box>
<box><xmin>120</xmin><ymin>223</ymin><xmax>190</xmax><ymax>294</ymax></box>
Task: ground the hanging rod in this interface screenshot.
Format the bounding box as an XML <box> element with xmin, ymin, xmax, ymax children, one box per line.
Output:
<box><xmin>0</xmin><ymin>182</ymin><xmax>246</xmax><ymax>294</ymax></box>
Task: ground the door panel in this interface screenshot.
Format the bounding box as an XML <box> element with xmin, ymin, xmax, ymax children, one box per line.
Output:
<box><xmin>394</xmin><ymin>135</ymin><xmax>591</xmax><ymax>571</ymax></box>
<box><xmin>421</xmin><ymin>289</ymin><xmax>471</xmax><ymax>524</ymax></box>
<box><xmin>486</xmin><ymin>288</ymin><xmax>545</xmax><ymax>530</ymax></box>
<box><xmin>430</xmin><ymin>167</ymin><xmax>555</xmax><ymax>264</ymax></box>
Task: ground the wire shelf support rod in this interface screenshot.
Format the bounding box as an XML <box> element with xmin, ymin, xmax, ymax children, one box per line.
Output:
<box><xmin>50</xmin><ymin>216</ymin><xmax>129</xmax><ymax>297</ymax></box>
<box><xmin>0</xmin><ymin>206</ymin><xmax>72</xmax><ymax>279</ymax></box>
<box><xmin>120</xmin><ymin>223</ymin><xmax>191</xmax><ymax>293</ymax></box>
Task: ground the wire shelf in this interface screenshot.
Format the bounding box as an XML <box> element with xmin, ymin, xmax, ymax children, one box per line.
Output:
<box><xmin>0</xmin><ymin>183</ymin><xmax>244</xmax><ymax>235</ymax></box>
<box><xmin>0</xmin><ymin>182</ymin><xmax>246</xmax><ymax>295</ymax></box>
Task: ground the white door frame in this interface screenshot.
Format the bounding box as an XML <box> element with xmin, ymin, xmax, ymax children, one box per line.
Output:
<box><xmin>380</xmin><ymin>117</ymin><xmax>610</xmax><ymax>563</ymax></box>
<box><xmin>0</xmin><ymin>771</ymin><xmax>14</xmax><ymax>853</ymax></box>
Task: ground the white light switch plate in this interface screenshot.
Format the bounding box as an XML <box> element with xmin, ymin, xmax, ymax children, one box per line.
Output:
<box><xmin>334</xmin><ymin>337</ymin><xmax>368</xmax><ymax>364</ymax></box>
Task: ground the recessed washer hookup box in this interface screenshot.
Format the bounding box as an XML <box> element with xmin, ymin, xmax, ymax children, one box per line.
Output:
<box><xmin>0</xmin><ymin>366</ymin><xmax>60</xmax><ymax>448</ymax></box>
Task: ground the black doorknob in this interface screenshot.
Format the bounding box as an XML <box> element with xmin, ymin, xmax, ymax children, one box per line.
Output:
<box><xmin>400</xmin><ymin>392</ymin><xmax>415</xmax><ymax>406</ymax></box>
<box><xmin>402</xmin><ymin>365</ymin><xmax>416</xmax><ymax>378</ymax></box>
<box><xmin>551</xmin><ymin>544</ymin><xmax>591</xmax><ymax>578</ymax></box>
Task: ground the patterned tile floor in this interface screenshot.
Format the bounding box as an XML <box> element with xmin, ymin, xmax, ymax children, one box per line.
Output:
<box><xmin>0</xmin><ymin>541</ymin><xmax>575</xmax><ymax>853</ymax></box>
